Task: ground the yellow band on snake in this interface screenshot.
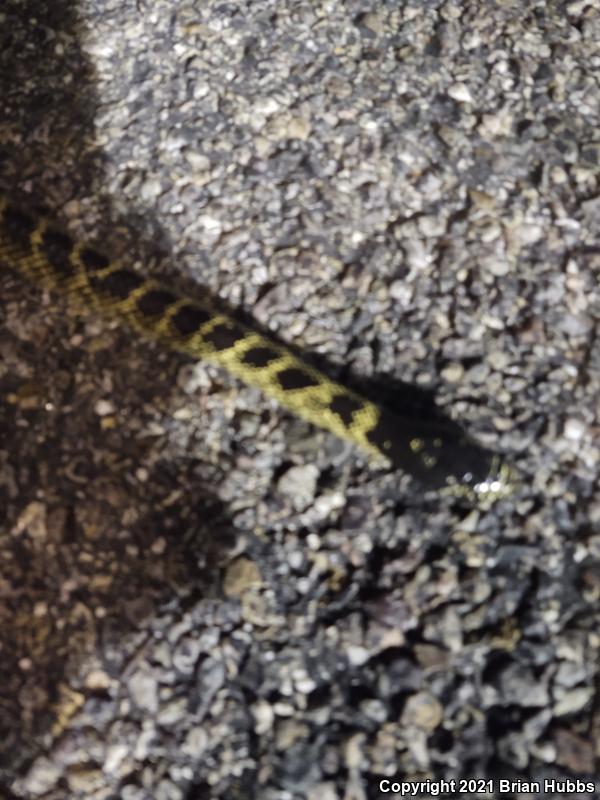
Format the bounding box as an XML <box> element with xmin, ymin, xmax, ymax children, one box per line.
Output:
<box><xmin>0</xmin><ymin>196</ymin><xmax>516</xmax><ymax>501</ymax></box>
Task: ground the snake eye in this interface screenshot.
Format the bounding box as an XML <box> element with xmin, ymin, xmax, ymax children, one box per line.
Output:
<box><xmin>472</xmin><ymin>460</ymin><xmax>518</xmax><ymax>500</ymax></box>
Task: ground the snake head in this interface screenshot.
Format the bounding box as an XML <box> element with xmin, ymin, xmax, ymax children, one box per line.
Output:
<box><xmin>442</xmin><ymin>453</ymin><xmax>519</xmax><ymax>503</ymax></box>
<box><xmin>368</xmin><ymin>409</ymin><xmax>517</xmax><ymax>503</ymax></box>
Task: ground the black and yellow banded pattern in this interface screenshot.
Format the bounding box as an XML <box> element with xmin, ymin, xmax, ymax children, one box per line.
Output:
<box><xmin>0</xmin><ymin>196</ymin><xmax>515</xmax><ymax>501</ymax></box>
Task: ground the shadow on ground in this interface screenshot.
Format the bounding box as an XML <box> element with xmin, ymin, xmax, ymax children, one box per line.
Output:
<box><xmin>0</xmin><ymin>1</ymin><xmax>235</xmax><ymax>787</ymax></box>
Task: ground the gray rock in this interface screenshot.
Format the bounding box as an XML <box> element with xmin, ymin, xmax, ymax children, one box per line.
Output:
<box><xmin>276</xmin><ymin>464</ymin><xmax>320</xmax><ymax>511</ymax></box>
<box><xmin>128</xmin><ymin>671</ymin><xmax>159</xmax><ymax>714</ymax></box>
<box><xmin>496</xmin><ymin>662</ymin><xmax>550</xmax><ymax>707</ymax></box>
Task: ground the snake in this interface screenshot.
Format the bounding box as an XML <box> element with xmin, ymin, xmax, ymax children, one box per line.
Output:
<box><xmin>0</xmin><ymin>195</ymin><xmax>516</xmax><ymax>502</ymax></box>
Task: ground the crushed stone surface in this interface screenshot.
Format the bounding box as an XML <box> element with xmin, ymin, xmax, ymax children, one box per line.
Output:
<box><xmin>0</xmin><ymin>0</ymin><xmax>599</xmax><ymax>798</ymax></box>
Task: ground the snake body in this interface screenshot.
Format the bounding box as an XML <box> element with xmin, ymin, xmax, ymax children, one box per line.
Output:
<box><xmin>0</xmin><ymin>196</ymin><xmax>515</xmax><ymax>501</ymax></box>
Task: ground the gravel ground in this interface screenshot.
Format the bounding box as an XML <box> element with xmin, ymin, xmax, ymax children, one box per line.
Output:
<box><xmin>0</xmin><ymin>1</ymin><xmax>599</xmax><ymax>798</ymax></box>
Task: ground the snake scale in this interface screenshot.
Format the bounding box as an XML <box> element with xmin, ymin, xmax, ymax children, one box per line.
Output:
<box><xmin>0</xmin><ymin>195</ymin><xmax>515</xmax><ymax>501</ymax></box>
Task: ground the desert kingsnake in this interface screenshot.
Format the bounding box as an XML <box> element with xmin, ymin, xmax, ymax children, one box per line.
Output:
<box><xmin>0</xmin><ymin>196</ymin><xmax>516</xmax><ymax>501</ymax></box>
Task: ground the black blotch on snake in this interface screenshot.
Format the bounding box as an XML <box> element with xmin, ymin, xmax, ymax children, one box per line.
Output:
<box><xmin>277</xmin><ymin>367</ymin><xmax>321</xmax><ymax>391</ymax></box>
<box><xmin>330</xmin><ymin>393</ymin><xmax>363</xmax><ymax>426</ymax></box>
<box><xmin>81</xmin><ymin>247</ymin><xmax>110</xmax><ymax>272</ymax></box>
<box><xmin>204</xmin><ymin>322</ymin><xmax>246</xmax><ymax>351</ymax></box>
<box><xmin>242</xmin><ymin>346</ymin><xmax>281</xmax><ymax>368</ymax></box>
<box><xmin>171</xmin><ymin>304</ymin><xmax>212</xmax><ymax>336</ymax></box>
<box><xmin>42</xmin><ymin>229</ymin><xmax>75</xmax><ymax>277</ymax></box>
<box><xmin>91</xmin><ymin>268</ymin><xmax>145</xmax><ymax>299</ymax></box>
<box><xmin>137</xmin><ymin>289</ymin><xmax>177</xmax><ymax>317</ymax></box>
<box><xmin>3</xmin><ymin>206</ymin><xmax>36</xmax><ymax>251</ymax></box>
